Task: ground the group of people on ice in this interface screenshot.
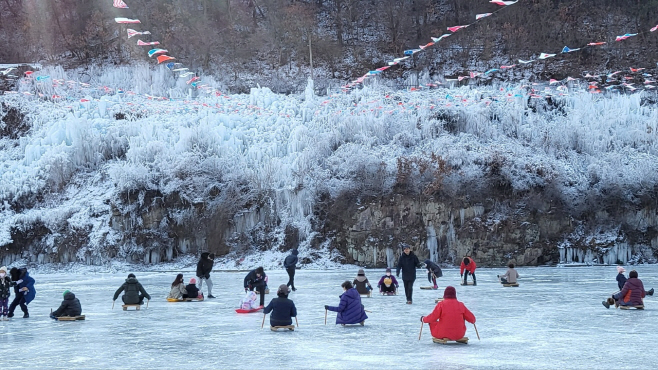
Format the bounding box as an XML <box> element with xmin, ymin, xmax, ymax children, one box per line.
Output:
<box><xmin>602</xmin><ymin>266</ymin><xmax>654</xmax><ymax>309</ymax></box>
<box><xmin>0</xmin><ymin>266</ymin><xmax>36</xmax><ymax>320</ymax></box>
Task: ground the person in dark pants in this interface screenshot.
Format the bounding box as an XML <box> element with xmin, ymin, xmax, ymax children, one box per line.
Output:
<box><xmin>113</xmin><ymin>273</ymin><xmax>151</xmax><ymax>305</ymax></box>
<box><xmin>8</xmin><ymin>267</ymin><xmax>36</xmax><ymax>318</ymax></box>
<box><xmin>244</xmin><ymin>267</ymin><xmax>267</xmax><ymax>307</ymax></box>
<box><xmin>50</xmin><ymin>290</ymin><xmax>82</xmax><ymax>318</ymax></box>
<box><xmin>284</xmin><ymin>249</ymin><xmax>299</xmax><ymax>291</ymax></box>
<box><xmin>396</xmin><ymin>244</ymin><xmax>421</xmax><ymax>304</ymax></box>
<box><xmin>460</xmin><ymin>257</ymin><xmax>477</xmax><ymax>286</ymax></box>
<box><xmin>196</xmin><ymin>252</ymin><xmax>215</xmax><ymax>298</ymax></box>
<box><xmin>264</xmin><ymin>284</ymin><xmax>297</xmax><ymax>327</ymax></box>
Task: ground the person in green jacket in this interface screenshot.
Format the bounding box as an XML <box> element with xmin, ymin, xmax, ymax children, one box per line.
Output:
<box><xmin>113</xmin><ymin>273</ymin><xmax>151</xmax><ymax>305</ymax></box>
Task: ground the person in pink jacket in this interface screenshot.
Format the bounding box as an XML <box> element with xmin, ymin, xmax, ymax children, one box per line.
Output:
<box><xmin>421</xmin><ymin>286</ymin><xmax>476</xmax><ymax>341</ymax></box>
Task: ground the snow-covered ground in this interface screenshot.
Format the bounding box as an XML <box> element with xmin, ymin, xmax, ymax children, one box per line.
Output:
<box><xmin>2</xmin><ymin>266</ymin><xmax>656</xmax><ymax>369</ymax></box>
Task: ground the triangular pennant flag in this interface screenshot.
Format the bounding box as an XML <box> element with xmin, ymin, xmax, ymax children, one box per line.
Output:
<box><xmin>113</xmin><ymin>0</ymin><xmax>129</xmax><ymax>8</ymax></box>
<box><xmin>115</xmin><ymin>17</ymin><xmax>140</xmax><ymax>24</ymax></box>
<box><xmin>376</xmin><ymin>66</ymin><xmax>391</xmax><ymax>72</ymax></box>
<box><xmin>549</xmin><ymin>79</ymin><xmax>559</xmax><ymax>85</ymax></box>
<box><xmin>629</xmin><ymin>67</ymin><xmax>645</xmax><ymax>72</ymax></box>
<box><xmin>566</xmin><ymin>77</ymin><xmax>577</xmax><ymax>82</ymax></box>
<box><xmin>500</xmin><ymin>64</ymin><xmax>516</xmax><ymax>69</ymax></box>
<box><xmin>615</xmin><ymin>33</ymin><xmax>638</xmax><ymax>41</ymax></box>
<box><xmin>538</xmin><ymin>53</ymin><xmax>556</xmax><ymax>59</ymax></box>
<box><xmin>490</xmin><ymin>0</ymin><xmax>518</xmax><ymax>5</ymax></box>
<box><xmin>166</xmin><ymin>62</ymin><xmax>176</xmax><ymax>70</ymax></box>
<box><xmin>148</xmin><ymin>49</ymin><xmax>168</xmax><ymax>57</ymax></box>
<box><xmin>518</xmin><ymin>59</ymin><xmax>534</xmax><ymax>64</ymax></box>
<box><xmin>431</xmin><ymin>34</ymin><xmax>451</xmax><ymax>43</ymax></box>
<box><xmin>127</xmin><ymin>29</ymin><xmax>151</xmax><ymax>38</ymax></box>
<box><xmin>403</xmin><ymin>49</ymin><xmax>421</xmax><ymax>56</ymax></box>
<box><xmin>476</xmin><ymin>13</ymin><xmax>492</xmax><ymax>20</ymax></box>
<box><xmin>561</xmin><ymin>46</ymin><xmax>580</xmax><ymax>53</ymax></box>
<box><xmin>484</xmin><ymin>69</ymin><xmax>499</xmax><ymax>74</ymax></box>
<box><xmin>651</xmin><ymin>25</ymin><xmax>658</xmax><ymax>32</ymax></box>
<box><xmin>587</xmin><ymin>42</ymin><xmax>606</xmax><ymax>46</ymax></box>
<box><xmin>157</xmin><ymin>55</ymin><xmax>175</xmax><ymax>64</ymax></box>
<box><xmin>137</xmin><ymin>39</ymin><xmax>160</xmax><ymax>46</ymax></box>
<box><xmin>419</xmin><ymin>42</ymin><xmax>434</xmax><ymax>49</ymax></box>
<box><xmin>469</xmin><ymin>72</ymin><xmax>481</xmax><ymax>79</ymax></box>
<box><xmin>447</xmin><ymin>25</ymin><xmax>469</xmax><ymax>33</ymax></box>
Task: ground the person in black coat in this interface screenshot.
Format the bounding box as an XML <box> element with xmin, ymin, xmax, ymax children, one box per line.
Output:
<box><xmin>263</xmin><ymin>284</ymin><xmax>297</xmax><ymax>327</ymax></box>
<box><xmin>396</xmin><ymin>244</ymin><xmax>421</xmax><ymax>304</ymax></box>
<box><xmin>244</xmin><ymin>267</ymin><xmax>267</xmax><ymax>307</ymax></box>
<box><xmin>284</xmin><ymin>249</ymin><xmax>299</xmax><ymax>291</ymax></box>
<box><xmin>113</xmin><ymin>273</ymin><xmax>151</xmax><ymax>305</ymax></box>
<box><xmin>51</xmin><ymin>290</ymin><xmax>82</xmax><ymax>318</ymax></box>
<box><xmin>0</xmin><ymin>266</ymin><xmax>11</xmax><ymax>320</ymax></box>
<box><xmin>183</xmin><ymin>278</ymin><xmax>200</xmax><ymax>299</ymax></box>
<box><xmin>196</xmin><ymin>253</ymin><xmax>215</xmax><ymax>298</ymax></box>
<box><xmin>424</xmin><ymin>259</ymin><xmax>443</xmax><ymax>289</ymax></box>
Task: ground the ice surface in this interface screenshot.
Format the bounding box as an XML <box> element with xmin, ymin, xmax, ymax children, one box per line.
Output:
<box><xmin>2</xmin><ymin>266</ymin><xmax>657</xmax><ymax>369</ymax></box>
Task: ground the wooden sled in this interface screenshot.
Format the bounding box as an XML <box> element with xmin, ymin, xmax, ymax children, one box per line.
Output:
<box><xmin>420</xmin><ymin>286</ymin><xmax>439</xmax><ymax>290</ymax></box>
<box><xmin>56</xmin><ymin>315</ymin><xmax>86</xmax><ymax>321</ymax></box>
<box><xmin>433</xmin><ymin>337</ymin><xmax>469</xmax><ymax>344</ymax></box>
<box><xmin>435</xmin><ymin>298</ymin><xmax>444</xmax><ymax>303</ymax></box>
<box><xmin>381</xmin><ymin>291</ymin><xmax>397</xmax><ymax>296</ymax></box>
<box><xmin>502</xmin><ymin>283</ymin><xmax>519</xmax><ymax>287</ymax></box>
<box><xmin>167</xmin><ymin>297</ymin><xmax>205</xmax><ymax>302</ymax></box>
<box><xmin>340</xmin><ymin>321</ymin><xmax>365</xmax><ymax>327</ymax></box>
<box><xmin>235</xmin><ymin>307</ymin><xmax>263</xmax><ymax>314</ymax></box>
<box><xmin>270</xmin><ymin>325</ymin><xmax>295</xmax><ymax>331</ymax></box>
<box><xmin>619</xmin><ymin>305</ymin><xmax>644</xmax><ymax>310</ymax></box>
<box><xmin>122</xmin><ymin>304</ymin><xmax>140</xmax><ymax>311</ymax></box>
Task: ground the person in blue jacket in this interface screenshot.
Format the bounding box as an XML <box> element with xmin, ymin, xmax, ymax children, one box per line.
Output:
<box><xmin>264</xmin><ymin>284</ymin><xmax>297</xmax><ymax>327</ymax></box>
<box><xmin>8</xmin><ymin>267</ymin><xmax>36</xmax><ymax>318</ymax></box>
<box><xmin>324</xmin><ymin>281</ymin><xmax>368</xmax><ymax>325</ymax></box>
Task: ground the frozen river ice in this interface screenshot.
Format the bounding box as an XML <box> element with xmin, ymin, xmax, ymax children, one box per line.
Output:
<box><xmin>1</xmin><ymin>265</ymin><xmax>657</xmax><ymax>369</ymax></box>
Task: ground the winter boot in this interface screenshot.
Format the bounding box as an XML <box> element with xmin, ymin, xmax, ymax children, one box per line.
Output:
<box><xmin>472</xmin><ymin>275</ymin><xmax>477</xmax><ymax>286</ymax></box>
<box><xmin>648</xmin><ymin>288</ymin><xmax>654</xmax><ymax>296</ymax></box>
<box><xmin>23</xmin><ymin>312</ymin><xmax>29</xmax><ymax>318</ymax></box>
<box><xmin>602</xmin><ymin>300</ymin><xmax>610</xmax><ymax>309</ymax></box>
<box><xmin>208</xmin><ymin>295</ymin><xmax>216</xmax><ymax>298</ymax></box>
<box><xmin>7</xmin><ymin>312</ymin><xmax>13</xmax><ymax>318</ymax></box>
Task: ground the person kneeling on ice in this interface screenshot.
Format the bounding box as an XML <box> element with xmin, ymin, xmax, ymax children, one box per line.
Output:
<box><xmin>421</xmin><ymin>286</ymin><xmax>476</xmax><ymax>341</ymax></box>
<box><xmin>603</xmin><ymin>270</ymin><xmax>654</xmax><ymax>309</ymax></box>
<box><xmin>113</xmin><ymin>273</ymin><xmax>151</xmax><ymax>305</ymax></box>
<box><xmin>460</xmin><ymin>256</ymin><xmax>477</xmax><ymax>286</ymax></box>
<box><xmin>264</xmin><ymin>284</ymin><xmax>297</xmax><ymax>327</ymax></box>
<box><xmin>240</xmin><ymin>291</ymin><xmax>260</xmax><ymax>310</ymax></box>
<box><xmin>377</xmin><ymin>268</ymin><xmax>399</xmax><ymax>295</ymax></box>
<box><xmin>50</xmin><ymin>290</ymin><xmax>82</xmax><ymax>319</ymax></box>
<box><xmin>424</xmin><ymin>260</ymin><xmax>443</xmax><ymax>289</ymax></box>
<box><xmin>499</xmin><ymin>263</ymin><xmax>519</xmax><ymax>284</ymax></box>
<box><xmin>353</xmin><ymin>269</ymin><xmax>373</xmax><ymax>295</ymax></box>
<box><xmin>168</xmin><ymin>273</ymin><xmax>188</xmax><ymax>300</ymax></box>
<box><xmin>183</xmin><ymin>278</ymin><xmax>201</xmax><ymax>299</ymax></box>
<box><xmin>244</xmin><ymin>267</ymin><xmax>267</xmax><ymax>308</ymax></box>
<box><xmin>324</xmin><ymin>281</ymin><xmax>368</xmax><ymax>325</ymax></box>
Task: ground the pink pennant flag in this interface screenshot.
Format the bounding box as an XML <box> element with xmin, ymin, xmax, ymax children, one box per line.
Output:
<box><xmin>587</xmin><ymin>42</ymin><xmax>606</xmax><ymax>46</ymax></box>
<box><xmin>500</xmin><ymin>64</ymin><xmax>517</xmax><ymax>69</ymax></box>
<box><xmin>113</xmin><ymin>0</ymin><xmax>129</xmax><ymax>8</ymax></box>
<box><xmin>490</xmin><ymin>0</ymin><xmax>518</xmax><ymax>5</ymax></box>
<box><xmin>651</xmin><ymin>25</ymin><xmax>658</xmax><ymax>32</ymax></box>
<box><xmin>419</xmin><ymin>42</ymin><xmax>434</xmax><ymax>49</ymax></box>
<box><xmin>566</xmin><ymin>77</ymin><xmax>578</xmax><ymax>82</ymax></box>
<box><xmin>376</xmin><ymin>66</ymin><xmax>391</xmax><ymax>72</ymax></box>
<box><xmin>458</xmin><ymin>76</ymin><xmax>468</xmax><ymax>81</ymax></box>
<box><xmin>115</xmin><ymin>17</ymin><xmax>140</xmax><ymax>24</ymax></box>
<box><xmin>431</xmin><ymin>34</ymin><xmax>451</xmax><ymax>43</ymax></box>
<box><xmin>476</xmin><ymin>13</ymin><xmax>492</xmax><ymax>20</ymax></box>
<box><xmin>127</xmin><ymin>29</ymin><xmax>151</xmax><ymax>38</ymax></box>
<box><xmin>538</xmin><ymin>53</ymin><xmax>556</xmax><ymax>59</ymax></box>
<box><xmin>138</xmin><ymin>39</ymin><xmax>160</xmax><ymax>46</ymax></box>
<box><xmin>549</xmin><ymin>79</ymin><xmax>559</xmax><ymax>85</ymax></box>
<box><xmin>447</xmin><ymin>25</ymin><xmax>469</xmax><ymax>33</ymax></box>
<box><xmin>469</xmin><ymin>72</ymin><xmax>481</xmax><ymax>79</ymax></box>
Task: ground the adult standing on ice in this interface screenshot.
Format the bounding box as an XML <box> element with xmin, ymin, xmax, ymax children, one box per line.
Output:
<box><xmin>460</xmin><ymin>256</ymin><xmax>477</xmax><ymax>286</ymax></box>
<box><xmin>396</xmin><ymin>243</ymin><xmax>421</xmax><ymax>304</ymax></box>
<box><xmin>324</xmin><ymin>281</ymin><xmax>368</xmax><ymax>325</ymax></box>
<box><xmin>196</xmin><ymin>252</ymin><xmax>215</xmax><ymax>298</ymax></box>
<box><xmin>244</xmin><ymin>267</ymin><xmax>268</xmax><ymax>308</ymax></box>
<box><xmin>421</xmin><ymin>286</ymin><xmax>476</xmax><ymax>341</ymax></box>
<box><xmin>8</xmin><ymin>267</ymin><xmax>36</xmax><ymax>318</ymax></box>
<box><xmin>284</xmin><ymin>249</ymin><xmax>299</xmax><ymax>291</ymax></box>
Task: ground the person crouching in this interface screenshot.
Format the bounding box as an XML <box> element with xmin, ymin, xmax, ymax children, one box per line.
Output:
<box><xmin>421</xmin><ymin>286</ymin><xmax>476</xmax><ymax>341</ymax></box>
<box><xmin>50</xmin><ymin>290</ymin><xmax>82</xmax><ymax>319</ymax></box>
<box><xmin>324</xmin><ymin>281</ymin><xmax>368</xmax><ymax>326</ymax></box>
<box><xmin>264</xmin><ymin>284</ymin><xmax>297</xmax><ymax>327</ymax></box>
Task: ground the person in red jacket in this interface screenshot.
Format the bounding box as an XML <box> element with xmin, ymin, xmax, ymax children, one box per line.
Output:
<box><xmin>460</xmin><ymin>257</ymin><xmax>477</xmax><ymax>286</ymax></box>
<box><xmin>421</xmin><ymin>286</ymin><xmax>476</xmax><ymax>341</ymax></box>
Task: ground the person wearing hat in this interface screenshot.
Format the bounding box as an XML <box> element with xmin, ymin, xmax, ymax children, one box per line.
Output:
<box><xmin>263</xmin><ymin>284</ymin><xmax>297</xmax><ymax>327</ymax></box>
<box><xmin>460</xmin><ymin>256</ymin><xmax>477</xmax><ymax>286</ymax></box>
<box><xmin>616</xmin><ymin>266</ymin><xmax>627</xmax><ymax>291</ymax></box>
<box><xmin>196</xmin><ymin>252</ymin><xmax>216</xmax><ymax>298</ymax></box>
<box><xmin>0</xmin><ymin>266</ymin><xmax>11</xmax><ymax>320</ymax></box>
<box><xmin>244</xmin><ymin>267</ymin><xmax>268</xmax><ymax>307</ymax></box>
<box><xmin>113</xmin><ymin>273</ymin><xmax>151</xmax><ymax>305</ymax></box>
<box><xmin>8</xmin><ymin>267</ymin><xmax>36</xmax><ymax>318</ymax></box>
<box><xmin>353</xmin><ymin>269</ymin><xmax>373</xmax><ymax>295</ymax></box>
<box><xmin>421</xmin><ymin>286</ymin><xmax>476</xmax><ymax>341</ymax></box>
<box><xmin>284</xmin><ymin>249</ymin><xmax>299</xmax><ymax>292</ymax></box>
<box><xmin>377</xmin><ymin>268</ymin><xmax>399</xmax><ymax>295</ymax></box>
<box><xmin>50</xmin><ymin>290</ymin><xmax>82</xmax><ymax>319</ymax></box>
<box><xmin>184</xmin><ymin>278</ymin><xmax>200</xmax><ymax>299</ymax></box>
<box><xmin>396</xmin><ymin>243</ymin><xmax>421</xmax><ymax>304</ymax></box>
<box><xmin>603</xmin><ymin>269</ymin><xmax>654</xmax><ymax>309</ymax></box>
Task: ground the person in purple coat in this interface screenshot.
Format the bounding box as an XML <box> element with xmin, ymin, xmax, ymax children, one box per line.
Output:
<box><xmin>603</xmin><ymin>270</ymin><xmax>654</xmax><ymax>308</ymax></box>
<box><xmin>325</xmin><ymin>281</ymin><xmax>368</xmax><ymax>325</ymax></box>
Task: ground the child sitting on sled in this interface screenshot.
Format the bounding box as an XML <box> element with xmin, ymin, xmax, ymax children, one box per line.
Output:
<box><xmin>499</xmin><ymin>263</ymin><xmax>519</xmax><ymax>284</ymax></box>
<box><xmin>377</xmin><ymin>268</ymin><xmax>399</xmax><ymax>295</ymax></box>
<box><xmin>240</xmin><ymin>290</ymin><xmax>260</xmax><ymax>310</ymax></box>
<box><xmin>353</xmin><ymin>269</ymin><xmax>373</xmax><ymax>295</ymax></box>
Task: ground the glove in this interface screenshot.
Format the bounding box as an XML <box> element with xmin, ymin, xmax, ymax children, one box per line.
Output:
<box><xmin>16</xmin><ymin>279</ymin><xmax>23</xmax><ymax>284</ymax></box>
<box><xmin>420</xmin><ymin>316</ymin><xmax>424</xmax><ymax>323</ymax></box>
<box><xmin>324</xmin><ymin>305</ymin><xmax>329</xmax><ymax>310</ymax></box>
